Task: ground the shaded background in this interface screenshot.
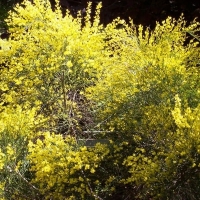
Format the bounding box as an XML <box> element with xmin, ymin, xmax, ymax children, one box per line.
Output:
<box><xmin>60</xmin><ymin>0</ymin><xmax>200</xmax><ymax>27</ymax></box>
<box><xmin>1</xmin><ymin>0</ymin><xmax>200</xmax><ymax>39</ymax></box>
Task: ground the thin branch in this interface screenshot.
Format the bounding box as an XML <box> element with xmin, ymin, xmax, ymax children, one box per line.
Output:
<box><xmin>186</xmin><ymin>31</ymin><xmax>200</xmax><ymax>42</ymax></box>
<box><xmin>81</xmin><ymin>170</ymin><xmax>103</xmax><ymax>200</ymax></box>
<box><xmin>61</xmin><ymin>70</ymin><xmax>67</xmax><ymax>111</ymax></box>
<box><xmin>6</xmin><ymin>165</ymin><xmax>39</xmax><ymax>191</ymax></box>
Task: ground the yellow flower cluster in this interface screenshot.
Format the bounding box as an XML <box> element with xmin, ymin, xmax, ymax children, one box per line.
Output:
<box><xmin>0</xmin><ymin>104</ymin><xmax>47</xmax><ymax>199</ymax></box>
<box><xmin>28</xmin><ymin>132</ymin><xmax>110</xmax><ymax>198</ymax></box>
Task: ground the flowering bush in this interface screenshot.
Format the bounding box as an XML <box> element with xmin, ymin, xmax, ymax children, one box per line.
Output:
<box><xmin>0</xmin><ymin>106</ymin><xmax>45</xmax><ymax>199</ymax></box>
<box><xmin>87</xmin><ymin>15</ymin><xmax>200</xmax><ymax>199</ymax></box>
<box><xmin>0</xmin><ymin>0</ymin><xmax>200</xmax><ymax>199</ymax></box>
<box><xmin>28</xmin><ymin>132</ymin><xmax>112</xmax><ymax>199</ymax></box>
<box><xmin>1</xmin><ymin>0</ymin><xmax>108</xmax><ymax>136</ymax></box>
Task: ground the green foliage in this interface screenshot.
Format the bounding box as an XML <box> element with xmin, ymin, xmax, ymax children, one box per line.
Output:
<box><xmin>0</xmin><ymin>0</ymin><xmax>200</xmax><ymax>199</ymax></box>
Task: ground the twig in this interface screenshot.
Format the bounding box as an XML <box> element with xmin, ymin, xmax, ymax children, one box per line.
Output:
<box><xmin>61</xmin><ymin>70</ymin><xmax>67</xmax><ymax>111</ymax></box>
<box><xmin>6</xmin><ymin>165</ymin><xmax>39</xmax><ymax>191</ymax></box>
<box><xmin>186</xmin><ymin>31</ymin><xmax>200</xmax><ymax>42</ymax></box>
<box><xmin>81</xmin><ymin>169</ymin><xmax>103</xmax><ymax>200</ymax></box>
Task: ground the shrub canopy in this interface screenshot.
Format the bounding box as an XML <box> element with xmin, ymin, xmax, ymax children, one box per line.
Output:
<box><xmin>0</xmin><ymin>0</ymin><xmax>200</xmax><ymax>199</ymax></box>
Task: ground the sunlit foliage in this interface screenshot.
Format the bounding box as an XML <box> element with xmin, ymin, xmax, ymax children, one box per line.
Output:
<box><xmin>0</xmin><ymin>0</ymin><xmax>200</xmax><ymax>199</ymax></box>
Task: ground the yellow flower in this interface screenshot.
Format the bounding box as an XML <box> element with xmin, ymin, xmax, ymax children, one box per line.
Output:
<box><xmin>67</xmin><ymin>60</ymin><xmax>73</xmax><ymax>68</ymax></box>
<box><xmin>42</xmin><ymin>165</ymin><xmax>51</xmax><ymax>173</ymax></box>
<box><xmin>85</xmin><ymin>164</ymin><xmax>90</xmax><ymax>170</ymax></box>
<box><xmin>0</xmin><ymin>150</ymin><xmax>5</xmax><ymax>170</ymax></box>
<box><xmin>90</xmin><ymin>168</ymin><xmax>95</xmax><ymax>173</ymax></box>
<box><xmin>6</xmin><ymin>144</ymin><xmax>15</xmax><ymax>156</ymax></box>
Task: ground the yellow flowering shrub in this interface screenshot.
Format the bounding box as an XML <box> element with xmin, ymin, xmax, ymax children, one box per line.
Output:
<box><xmin>0</xmin><ymin>105</ymin><xmax>46</xmax><ymax>199</ymax></box>
<box><xmin>86</xmin><ymin>12</ymin><xmax>200</xmax><ymax>199</ymax></box>
<box><xmin>123</xmin><ymin>98</ymin><xmax>200</xmax><ymax>199</ymax></box>
<box><xmin>1</xmin><ymin>0</ymin><xmax>108</xmax><ymax>136</ymax></box>
<box><xmin>28</xmin><ymin>132</ymin><xmax>112</xmax><ymax>199</ymax></box>
<box><xmin>88</xmin><ymin>15</ymin><xmax>200</xmax><ymax>133</ymax></box>
<box><xmin>0</xmin><ymin>0</ymin><xmax>200</xmax><ymax>199</ymax></box>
